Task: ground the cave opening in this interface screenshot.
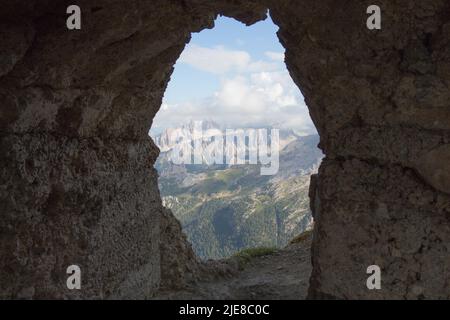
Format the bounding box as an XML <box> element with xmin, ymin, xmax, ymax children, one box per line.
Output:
<box><xmin>150</xmin><ymin>14</ymin><xmax>323</xmax><ymax>262</ymax></box>
<box><xmin>3</xmin><ymin>1</ymin><xmax>449</xmax><ymax>300</ymax></box>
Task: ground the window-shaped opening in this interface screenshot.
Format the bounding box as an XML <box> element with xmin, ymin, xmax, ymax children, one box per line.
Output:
<box><xmin>150</xmin><ymin>15</ymin><xmax>323</xmax><ymax>260</ymax></box>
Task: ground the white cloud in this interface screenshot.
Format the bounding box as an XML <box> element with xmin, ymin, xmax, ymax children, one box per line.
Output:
<box><xmin>265</xmin><ymin>51</ymin><xmax>285</xmax><ymax>62</ymax></box>
<box><xmin>247</xmin><ymin>60</ymin><xmax>280</xmax><ymax>73</ymax></box>
<box><xmin>151</xmin><ymin>45</ymin><xmax>315</xmax><ymax>136</ymax></box>
<box><xmin>153</xmin><ymin>70</ymin><xmax>315</xmax><ymax>134</ymax></box>
<box><xmin>179</xmin><ymin>45</ymin><xmax>250</xmax><ymax>75</ymax></box>
<box><xmin>179</xmin><ymin>45</ymin><xmax>280</xmax><ymax>75</ymax></box>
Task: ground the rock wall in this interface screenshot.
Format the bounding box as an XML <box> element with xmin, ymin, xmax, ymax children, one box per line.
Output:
<box><xmin>270</xmin><ymin>0</ymin><xmax>450</xmax><ymax>299</ymax></box>
<box><xmin>0</xmin><ymin>0</ymin><xmax>449</xmax><ymax>299</ymax></box>
<box><xmin>0</xmin><ymin>0</ymin><xmax>266</xmax><ymax>299</ymax></box>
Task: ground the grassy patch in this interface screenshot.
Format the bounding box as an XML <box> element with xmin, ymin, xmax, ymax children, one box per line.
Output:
<box><xmin>289</xmin><ymin>229</ymin><xmax>313</xmax><ymax>245</ymax></box>
<box><xmin>215</xmin><ymin>168</ymin><xmax>244</xmax><ymax>183</ymax></box>
<box><xmin>232</xmin><ymin>247</ymin><xmax>277</xmax><ymax>268</ymax></box>
<box><xmin>194</xmin><ymin>179</ymin><xmax>227</xmax><ymax>194</ymax></box>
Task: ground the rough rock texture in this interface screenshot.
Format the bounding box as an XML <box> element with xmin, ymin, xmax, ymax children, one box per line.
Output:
<box><xmin>1</xmin><ymin>0</ymin><xmax>449</xmax><ymax>299</ymax></box>
<box><xmin>156</xmin><ymin>234</ymin><xmax>313</xmax><ymax>300</ymax></box>
<box><xmin>0</xmin><ymin>0</ymin><xmax>266</xmax><ymax>299</ymax></box>
<box><xmin>269</xmin><ymin>0</ymin><xmax>450</xmax><ymax>299</ymax></box>
<box><xmin>159</xmin><ymin>208</ymin><xmax>203</xmax><ymax>293</ymax></box>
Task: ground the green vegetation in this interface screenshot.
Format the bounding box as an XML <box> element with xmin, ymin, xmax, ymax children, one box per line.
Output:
<box><xmin>156</xmin><ymin>135</ymin><xmax>322</xmax><ymax>260</ymax></box>
<box><xmin>159</xmin><ymin>166</ymin><xmax>313</xmax><ymax>259</ymax></box>
<box><xmin>232</xmin><ymin>247</ymin><xmax>277</xmax><ymax>267</ymax></box>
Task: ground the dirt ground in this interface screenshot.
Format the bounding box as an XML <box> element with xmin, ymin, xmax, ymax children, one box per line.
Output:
<box><xmin>156</xmin><ymin>235</ymin><xmax>312</xmax><ymax>300</ymax></box>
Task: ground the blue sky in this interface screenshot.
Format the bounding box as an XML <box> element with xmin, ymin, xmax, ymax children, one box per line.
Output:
<box><xmin>151</xmin><ymin>15</ymin><xmax>315</xmax><ymax>136</ymax></box>
<box><xmin>164</xmin><ymin>16</ymin><xmax>283</xmax><ymax>104</ymax></box>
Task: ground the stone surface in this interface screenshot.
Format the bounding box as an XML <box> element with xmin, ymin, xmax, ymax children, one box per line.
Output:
<box><xmin>159</xmin><ymin>208</ymin><xmax>203</xmax><ymax>293</ymax></box>
<box><xmin>156</xmin><ymin>234</ymin><xmax>313</xmax><ymax>300</ymax></box>
<box><xmin>1</xmin><ymin>0</ymin><xmax>449</xmax><ymax>299</ymax></box>
<box><xmin>415</xmin><ymin>145</ymin><xmax>450</xmax><ymax>195</ymax></box>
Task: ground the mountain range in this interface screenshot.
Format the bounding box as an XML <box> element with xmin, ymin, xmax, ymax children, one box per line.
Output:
<box><xmin>153</xmin><ymin>121</ymin><xmax>323</xmax><ymax>259</ymax></box>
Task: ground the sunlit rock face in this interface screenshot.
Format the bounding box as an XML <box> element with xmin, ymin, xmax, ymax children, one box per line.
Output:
<box><xmin>0</xmin><ymin>0</ymin><xmax>449</xmax><ymax>299</ymax></box>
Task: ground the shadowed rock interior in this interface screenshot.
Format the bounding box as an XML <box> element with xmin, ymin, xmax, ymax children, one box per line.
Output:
<box><xmin>0</xmin><ymin>0</ymin><xmax>449</xmax><ymax>299</ymax></box>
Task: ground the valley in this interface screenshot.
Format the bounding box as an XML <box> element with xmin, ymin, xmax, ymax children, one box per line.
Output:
<box><xmin>153</xmin><ymin>122</ymin><xmax>323</xmax><ymax>260</ymax></box>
